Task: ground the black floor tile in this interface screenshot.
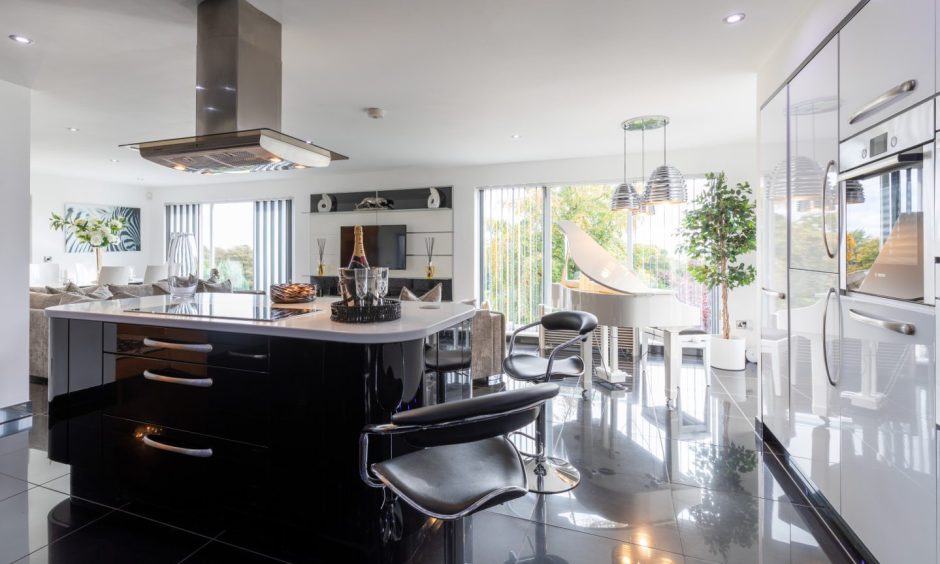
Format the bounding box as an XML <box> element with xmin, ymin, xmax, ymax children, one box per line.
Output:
<box><xmin>182</xmin><ymin>541</ymin><xmax>287</xmax><ymax>563</ymax></box>
<box><xmin>0</xmin><ymin>489</ymin><xmax>110</xmax><ymax>563</ymax></box>
<box><xmin>37</xmin><ymin>509</ymin><xmax>210</xmax><ymax>564</ymax></box>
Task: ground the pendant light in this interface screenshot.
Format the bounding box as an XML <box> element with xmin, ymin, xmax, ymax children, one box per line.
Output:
<box><xmin>611</xmin><ymin>121</ymin><xmax>639</xmax><ymax>211</ymax></box>
<box><xmin>642</xmin><ymin>116</ymin><xmax>687</xmax><ymax>204</ymax></box>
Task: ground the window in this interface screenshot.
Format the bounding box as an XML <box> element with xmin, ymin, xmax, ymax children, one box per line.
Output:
<box><xmin>479</xmin><ymin>180</ymin><xmax>713</xmax><ymax>330</ymax></box>
<box><xmin>165</xmin><ymin>198</ymin><xmax>292</xmax><ymax>291</ymax></box>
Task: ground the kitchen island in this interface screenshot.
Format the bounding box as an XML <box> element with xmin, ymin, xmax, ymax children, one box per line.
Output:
<box><xmin>45</xmin><ymin>294</ymin><xmax>476</xmax><ymax>563</ymax></box>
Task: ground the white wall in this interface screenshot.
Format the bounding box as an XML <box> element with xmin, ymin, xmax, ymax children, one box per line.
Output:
<box><xmin>30</xmin><ymin>174</ymin><xmax>153</xmax><ymax>284</ymax></box>
<box><xmin>146</xmin><ymin>140</ymin><xmax>762</xmax><ymax>350</ymax></box>
<box><xmin>0</xmin><ymin>80</ymin><xmax>30</xmax><ymax>408</ymax></box>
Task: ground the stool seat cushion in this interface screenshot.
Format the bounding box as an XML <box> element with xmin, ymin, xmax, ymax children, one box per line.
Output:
<box><xmin>503</xmin><ymin>353</ymin><xmax>584</xmax><ymax>381</ymax></box>
<box><xmin>372</xmin><ymin>437</ymin><xmax>527</xmax><ymax>519</ymax></box>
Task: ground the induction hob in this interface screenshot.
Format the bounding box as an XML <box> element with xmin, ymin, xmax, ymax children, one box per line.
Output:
<box><xmin>125</xmin><ymin>293</ymin><xmax>318</xmax><ymax>322</ymax></box>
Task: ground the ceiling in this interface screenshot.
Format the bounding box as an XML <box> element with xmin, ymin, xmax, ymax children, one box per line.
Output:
<box><xmin>0</xmin><ymin>0</ymin><xmax>818</xmax><ymax>186</ymax></box>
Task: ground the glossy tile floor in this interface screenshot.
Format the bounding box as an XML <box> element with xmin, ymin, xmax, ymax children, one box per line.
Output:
<box><xmin>0</xmin><ymin>356</ymin><xmax>846</xmax><ymax>563</ymax></box>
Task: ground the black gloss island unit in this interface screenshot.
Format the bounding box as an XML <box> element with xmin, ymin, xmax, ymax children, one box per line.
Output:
<box><xmin>44</xmin><ymin>294</ymin><xmax>475</xmax><ymax>563</ymax></box>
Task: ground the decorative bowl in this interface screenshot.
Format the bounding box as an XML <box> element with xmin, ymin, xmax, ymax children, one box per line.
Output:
<box><xmin>270</xmin><ymin>283</ymin><xmax>318</xmax><ymax>304</ymax></box>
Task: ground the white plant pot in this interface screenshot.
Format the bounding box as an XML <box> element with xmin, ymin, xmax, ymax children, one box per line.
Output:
<box><xmin>710</xmin><ymin>335</ymin><xmax>746</xmax><ymax>371</ymax></box>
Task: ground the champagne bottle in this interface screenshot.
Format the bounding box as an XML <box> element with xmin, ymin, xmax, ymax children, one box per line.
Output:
<box><xmin>347</xmin><ymin>225</ymin><xmax>370</xmax><ymax>269</ymax></box>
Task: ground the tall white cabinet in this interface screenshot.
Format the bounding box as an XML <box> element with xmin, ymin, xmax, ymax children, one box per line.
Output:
<box><xmin>759</xmin><ymin>86</ymin><xmax>790</xmax><ymax>440</ymax></box>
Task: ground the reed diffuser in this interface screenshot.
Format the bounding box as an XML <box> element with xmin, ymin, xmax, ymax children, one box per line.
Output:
<box><xmin>316</xmin><ymin>238</ymin><xmax>327</xmax><ymax>276</ymax></box>
<box><xmin>424</xmin><ymin>237</ymin><xmax>436</xmax><ymax>279</ymax></box>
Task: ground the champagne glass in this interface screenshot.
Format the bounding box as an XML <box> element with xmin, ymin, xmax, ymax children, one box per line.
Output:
<box><xmin>373</xmin><ymin>267</ymin><xmax>389</xmax><ymax>303</ymax></box>
<box><xmin>354</xmin><ymin>268</ymin><xmax>369</xmax><ymax>305</ymax></box>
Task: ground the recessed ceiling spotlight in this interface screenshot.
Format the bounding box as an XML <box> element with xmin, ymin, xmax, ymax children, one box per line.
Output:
<box><xmin>366</xmin><ymin>107</ymin><xmax>386</xmax><ymax>119</ymax></box>
<box><xmin>109</xmin><ymin>159</ymin><xmax>120</xmax><ymax>163</ymax></box>
<box><xmin>511</xmin><ymin>134</ymin><xmax>521</xmax><ymax>139</ymax></box>
<box><xmin>66</xmin><ymin>127</ymin><xmax>79</xmax><ymax>132</ymax></box>
<box><xmin>723</xmin><ymin>12</ymin><xmax>745</xmax><ymax>24</ymax></box>
<box><xmin>8</xmin><ymin>34</ymin><xmax>33</xmax><ymax>45</ymax></box>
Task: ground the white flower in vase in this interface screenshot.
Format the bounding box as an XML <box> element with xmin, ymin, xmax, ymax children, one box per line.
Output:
<box><xmin>89</xmin><ymin>232</ymin><xmax>105</xmax><ymax>247</ymax></box>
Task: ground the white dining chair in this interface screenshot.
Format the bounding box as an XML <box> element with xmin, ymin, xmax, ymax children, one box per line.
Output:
<box><xmin>97</xmin><ymin>266</ymin><xmax>131</xmax><ymax>286</ymax></box>
<box><xmin>143</xmin><ymin>264</ymin><xmax>168</xmax><ymax>284</ymax></box>
<box><xmin>29</xmin><ymin>263</ymin><xmax>61</xmax><ymax>287</ymax></box>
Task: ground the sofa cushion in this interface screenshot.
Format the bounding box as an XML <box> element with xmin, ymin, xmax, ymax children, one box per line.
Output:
<box><xmin>198</xmin><ymin>278</ymin><xmax>233</xmax><ymax>293</ymax></box>
<box><xmin>45</xmin><ymin>281</ymin><xmax>84</xmax><ymax>295</ymax></box>
<box><xmin>29</xmin><ymin>291</ymin><xmax>95</xmax><ymax>310</ymax></box>
<box><xmin>107</xmin><ymin>284</ymin><xmax>158</xmax><ymax>298</ymax></box>
<box><xmin>82</xmin><ymin>285</ymin><xmax>113</xmax><ymax>300</ymax></box>
<box><xmin>400</xmin><ymin>284</ymin><xmax>442</xmax><ymax>302</ymax></box>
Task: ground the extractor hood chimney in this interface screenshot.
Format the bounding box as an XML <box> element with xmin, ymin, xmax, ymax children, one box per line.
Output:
<box><xmin>122</xmin><ymin>0</ymin><xmax>347</xmax><ymax>174</ymax></box>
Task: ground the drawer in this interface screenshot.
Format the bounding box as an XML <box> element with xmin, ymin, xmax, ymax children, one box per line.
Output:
<box><xmin>103</xmin><ymin>354</ymin><xmax>270</xmax><ymax>445</ymax></box>
<box><xmin>102</xmin><ymin>416</ymin><xmax>271</xmax><ymax>520</ymax></box>
<box><xmin>104</xmin><ymin>323</ymin><xmax>269</xmax><ymax>372</ymax></box>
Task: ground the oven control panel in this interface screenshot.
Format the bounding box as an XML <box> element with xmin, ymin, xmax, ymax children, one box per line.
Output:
<box><xmin>840</xmin><ymin>100</ymin><xmax>933</xmax><ymax>173</ymax></box>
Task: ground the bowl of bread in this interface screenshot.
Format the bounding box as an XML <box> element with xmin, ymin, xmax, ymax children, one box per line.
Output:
<box><xmin>269</xmin><ymin>283</ymin><xmax>318</xmax><ymax>304</ymax></box>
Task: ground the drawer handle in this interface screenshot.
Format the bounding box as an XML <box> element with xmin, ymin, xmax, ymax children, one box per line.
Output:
<box><xmin>142</xmin><ymin>435</ymin><xmax>213</xmax><ymax>458</ymax></box>
<box><xmin>227</xmin><ymin>351</ymin><xmax>269</xmax><ymax>360</ymax></box>
<box><xmin>847</xmin><ymin>308</ymin><xmax>915</xmax><ymax>335</ymax></box>
<box><xmin>848</xmin><ymin>79</ymin><xmax>917</xmax><ymax>125</ymax></box>
<box><xmin>142</xmin><ymin>337</ymin><xmax>213</xmax><ymax>353</ymax></box>
<box><xmin>143</xmin><ymin>369</ymin><xmax>213</xmax><ymax>388</ymax></box>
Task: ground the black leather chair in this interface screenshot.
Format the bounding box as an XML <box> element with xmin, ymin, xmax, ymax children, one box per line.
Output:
<box><xmin>359</xmin><ymin>383</ymin><xmax>560</xmax><ymax>563</ymax></box>
<box><xmin>502</xmin><ymin>310</ymin><xmax>598</xmax><ymax>494</ymax></box>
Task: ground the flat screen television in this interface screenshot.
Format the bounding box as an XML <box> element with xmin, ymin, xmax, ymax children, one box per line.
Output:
<box><xmin>340</xmin><ymin>225</ymin><xmax>407</xmax><ymax>269</ymax></box>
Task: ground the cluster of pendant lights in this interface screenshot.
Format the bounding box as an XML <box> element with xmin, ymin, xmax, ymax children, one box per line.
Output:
<box><xmin>610</xmin><ymin>115</ymin><xmax>687</xmax><ymax>214</ymax></box>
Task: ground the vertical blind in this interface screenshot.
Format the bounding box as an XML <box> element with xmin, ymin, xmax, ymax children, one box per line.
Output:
<box><xmin>165</xmin><ymin>203</ymin><xmax>201</xmax><ymax>258</ymax></box>
<box><xmin>254</xmin><ymin>199</ymin><xmax>293</xmax><ymax>289</ymax></box>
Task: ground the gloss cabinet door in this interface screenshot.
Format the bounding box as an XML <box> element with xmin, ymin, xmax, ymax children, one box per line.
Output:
<box><xmin>839</xmin><ymin>0</ymin><xmax>935</xmax><ymax>140</ymax></box>
<box><xmin>839</xmin><ymin>294</ymin><xmax>935</xmax><ymax>564</ymax></box>
<box><xmin>789</xmin><ymin>39</ymin><xmax>839</xmax><ymax>274</ymax></box>
<box><xmin>786</xmin><ymin>269</ymin><xmax>841</xmax><ymax>509</ymax></box>
<box><xmin>759</xmin><ymin>86</ymin><xmax>790</xmax><ymax>439</ymax></box>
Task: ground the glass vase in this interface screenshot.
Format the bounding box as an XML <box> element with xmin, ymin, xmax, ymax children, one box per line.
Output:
<box><xmin>167</xmin><ymin>232</ymin><xmax>198</xmax><ymax>299</ymax></box>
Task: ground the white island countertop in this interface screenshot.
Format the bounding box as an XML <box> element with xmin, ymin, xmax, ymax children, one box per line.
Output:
<box><xmin>45</xmin><ymin>294</ymin><xmax>476</xmax><ymax>344</ymax></box>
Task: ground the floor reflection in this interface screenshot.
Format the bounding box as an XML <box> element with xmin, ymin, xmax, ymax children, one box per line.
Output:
<box><xmin>2</xmin><ymin>358</ymin><xmax>847</xmax><ymax>563</ymax></box>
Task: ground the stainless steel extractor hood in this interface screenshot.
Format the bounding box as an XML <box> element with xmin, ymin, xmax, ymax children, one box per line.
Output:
<box><xmin>122</xmin><ymin>0</ymin><xmax>347</xmax><ymax>174</ymax></box>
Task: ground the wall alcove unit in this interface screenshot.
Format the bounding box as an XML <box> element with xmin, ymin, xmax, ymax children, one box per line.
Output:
<box><xmin>305</xmin><ymin>187</ymin><xmax>454</xmax><ymax>290</ymax></box>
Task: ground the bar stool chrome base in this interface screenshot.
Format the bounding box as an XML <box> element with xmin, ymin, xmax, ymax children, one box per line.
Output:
<box><xmin>524</xmin><ymin>456</ymin><xmax>581</xmax><ymax>494</ymax></box>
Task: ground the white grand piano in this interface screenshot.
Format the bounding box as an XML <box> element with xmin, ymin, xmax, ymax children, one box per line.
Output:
<box><xmin>554</xmin><ymin>221</ymin><xmax>702</xmax><ymax>399</ymax></box>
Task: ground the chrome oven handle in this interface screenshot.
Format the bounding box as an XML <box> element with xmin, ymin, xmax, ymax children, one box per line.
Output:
<box><xmin>142</xmin><ymin>435</ymin><xmax>213</xmax><ymax>458</ymax></box>
<box><xmin>143</xmin><ymin>369</ymin><xmax>213</xmax><ymax>388</ymax></box>
<box><xmin>142</xmin><ymin>337</ymin><xmax>213</xmax><ymax>353</ymax></box>
<box><xmin>838</xmin><ymin>152</ymin><xmax>924</xmax><ymax>183</ymax></box>
<box><xmin>848</xmin><ymin>79</ymin><xmax>917</xmax><ymax>125</ymax></box>
<box><xmin>761</xmin><ymin>287</ymin><xmax>786</xmax><ymax>300</ymax></box>
<box><xmin>821</xmin><ymin>160</ymin><xmax>836</xmax><ymax>259</ymax></box>
<box><xmin>847</xmin><ymin>308</ymin><xmax>916</xmax><ymax>336</ymax></box>
<box><xmin>822</xmin><ymin>288</ymin><xmax>837</xmax><ymax>387</ymax></box>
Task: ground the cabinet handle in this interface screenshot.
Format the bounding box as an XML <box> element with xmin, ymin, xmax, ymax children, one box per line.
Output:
<box><xmin>821</xmin><ymin>160</ymin><xmax>836</xmax><ymax>259</ymax></box>
<box><xmin>143</xmin><ymin>369</ymin><xmax>213</xmax><ymax>388</ymax></box>
<box><xmin>761</xmin><ymin>287</ymin><xmax>786</xmax><ymax>300</ymax></box>
<box><xmin>142</xmin><ymin>337</ymin><xmax>213</xmax><ymax>353</ymax></box>
<box><xmin>847</xmin><ymin>309</ymin><xmax>915</xmax><ymax>335</ymax></box>
<box><xmin>848</xmin><ymin>79</ymin><xmax>917</xmax><ymax>125</ymax></box>
<box><xmin>227</xmin><ymin>351</ymin><xmax>269</xmax><ymax>360</ymax></box>
<box><xmin>822</xmin><ymin>288</ymin><xmax>837</xmax><ymax>387</ymax></box>
<box><xmin>142</xmin><ymin>435</ymin><xmax>213</xmax><ymax>458</ymax></box>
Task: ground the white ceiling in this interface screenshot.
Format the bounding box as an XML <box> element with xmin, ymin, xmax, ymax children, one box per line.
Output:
<box><xmin>0</xmin><ymin>0</ymin><xmax>818</xmax><ymax>186</ymax></box>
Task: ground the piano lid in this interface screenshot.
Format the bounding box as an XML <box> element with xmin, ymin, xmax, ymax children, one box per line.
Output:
<box><xmin>558</xmin><ymin>220</ymin><xmax>672</xmax><ymax>295</ymax></box>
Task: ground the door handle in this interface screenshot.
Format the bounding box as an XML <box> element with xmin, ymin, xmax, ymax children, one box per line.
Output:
<box><xmin>227</xmin><ymin>351</ymin><xmax>269</xmax><ymax>360</ymax></box>
<box><xmin>142</xmin><ymin>337</ymin><xmax>213</xmax><ymax>353</ymax></box>
<box><xmin>822</xmin><ymin>288</ymin><xmax>837</xmax><ymax>386</ymax></box>
<box><xmin>143</xmin><ymin>369</ymin><xmax>213</xmax><ymax>388</ymax></box>
<box><xmin>821</xmin><ymin>160</ymin><xmax>837</xmax><ymax>259</ymax></box>
<box><xmin>847</xmin><ymin>309</ymin><xmax>915</xmax><ymax>335</ymax></box>
<box><xmin>142</xmin><ymin>435</ymin><xmax>213</xmax><ymax>458</ymax></box>
<box><xmin>761</xmin><ymin>287</ymin><xmax>786</xmax><ymax>300</ymax></box>
<box><xmin>848</xmin><ymin>79</ymin><xmax>917</xmax><ymax>125</ymax></box>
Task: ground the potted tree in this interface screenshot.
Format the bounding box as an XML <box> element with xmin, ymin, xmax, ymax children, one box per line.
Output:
<box><xmin>678</xmin><ymin>172</ymin><xmax>756</xmax><ymax>371</ymax></box>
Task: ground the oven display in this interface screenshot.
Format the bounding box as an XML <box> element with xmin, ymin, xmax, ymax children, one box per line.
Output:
<box><xmin>869</xmin><ymin>132</ymin><xmax>888</xmax><ymax>158</ymax></box>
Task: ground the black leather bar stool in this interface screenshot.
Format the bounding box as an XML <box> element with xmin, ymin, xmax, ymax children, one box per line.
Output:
<box><xmin>359</xmin><ymin>383</ymin><xmax>560</xmax><ymax>563</ymax></box>
<box><xmin>502</xmin><ymin>310</ymin><xmax>598</xmax><ymax>494</ymax></box>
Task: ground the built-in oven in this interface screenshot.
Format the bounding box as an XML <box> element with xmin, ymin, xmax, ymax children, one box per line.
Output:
<box><xmin>839</xmin><ymin>100</ymin><xmax>935</xmax><ymax>304</ymax></box>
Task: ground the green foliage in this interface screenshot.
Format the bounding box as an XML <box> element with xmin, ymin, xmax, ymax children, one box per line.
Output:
<box><xmin>201</xmin><ymin>244</ymin><xmax>254</xmax><ymax>291</ymax></box>
<box><xmin>678</xmin><ymin>172</ymin><xmax>756</xmax><ymax>338</ymax></box>
<box><xmin>550</xmin><ymin>185</ymin><xmax>628</xmax><ymax>282</ymax></box>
